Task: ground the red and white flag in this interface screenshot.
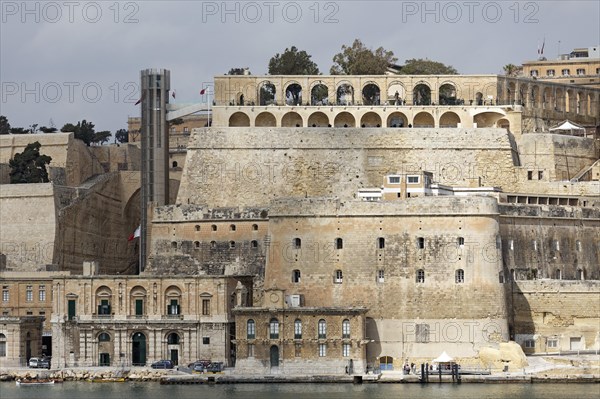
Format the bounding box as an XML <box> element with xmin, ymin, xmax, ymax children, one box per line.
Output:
<box><xmin>200</xmin><ymin>88</ymin><xmax>206</xmax><ymax>95</ymax></box>
<box><xmin>128</xmin><ymin>225</ymin><xmax>141</xmax><ymax>241</ymax></box>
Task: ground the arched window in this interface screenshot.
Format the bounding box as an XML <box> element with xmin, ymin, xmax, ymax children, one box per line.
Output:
<box><xmin>210</xmin><ymin>241</ymin><xmax>216</xmax><ymax>249</ymax></box>
<box><xmin>334</xmin><ymin>270</ymin><xmax>343</xmax><ymax>283</ymax></box>
<box><xmin>172</xmin><ymin>161</ymin><xmax>178</xmax><ymax>168</ymax></box>
<box><xmin>252</xmin><ymin>224</ymin><xmax>258</xmax><ymax>231</ymax></box>
<box><xmin>416</xmin><ymin>269</ymin><xmax>425</xmax><ymax>283</ymax></box>
<box><xmin>577</xmin><ymin>269</ymin><xmax>585</xmax><ymax>280</ymax></box>
<box><xmin>342</xmin><ymin>319</ymin><xmax>350</xmax><ymax>338</ymax></box>
<box><xmin>171</xmin><ymin>241</ymin><xmax>177</xmax><ymax>249</ymax></box>
<box><xmin>194</xmin><ymin>241</ymin><xmax>200</xmax><ymax>249</ymax></box>
<box><xmin>98</xmin><ymin>332</ymin><xmax>111</xmax><ymax>342</ymax></box>
<box><xmin>0</xmin><ymin>333</ymin><xmax>6</xmax><ymax>357</ymax></box>
<box><xmin>269</xmin><ymin>318</ymin><xmax>279</xmax><ymax>339</ymax></box>
<box><xmin>167</xmin><ymin>332</ymin><xmax>180</xmax><ymax>345</ymax></box>
<box><xmin>335</xmin><ymin>238</ymin><xmax>343</xmax><ymax>249</ymax></box>
<box><xmin>377</xmin><ymin>237</ymin><xmax>385</xmax><ymax>249</ymax></box>
<box><xmin>229</xmin><ymin>241</ymin><xmax>236</xmax><ymax>249</ymax></box>
<box><xmin>294</xmin><ymin>319</ymin><xmax>302</xmax><ymax>339</ymax></box>
<box><xmin>455</xmin><ymin>269</ymin><xmax>464</xmax><ymax>283</ymax></box>
<box><xmin>554</xmin><ymin>269</ymin><xmax>561</xmax><ymax>279</ymax></box>
<box><xmin>230</xmin><ymin>224</ymin><xmax>236</xmax><ymax>231</ymax></box>
<box><xmin>293</xmin><ymin>238</ymin><xmax>301</xmax><ymax>249</ymax></box>
<box><xmin>251</xmin><ymin>240</ymin><xmax>258</xmax><ymax>248</ymax></box>
<box><xmin>247</xmin><ymin>319</ymin><xmax>256</xmax><ymax>339</ymax></box>
<box><xmin>211</xmin><ymin>224</ymin><xmax>217</xmax><ymax>231</ymax></box>
<box><xmin>318</xmin><ymin>319</ymin><xmax>327</xmax><ymax>339</ymax></box>
<box><xmin>195</xmin><ymin>225</ymin><xmax>200</xmax><ymax>231</ymax></box>
<box><xmin>292</xmin><ymin>269</ymin><xmax>301</xmax><ymax>283</ymax></box>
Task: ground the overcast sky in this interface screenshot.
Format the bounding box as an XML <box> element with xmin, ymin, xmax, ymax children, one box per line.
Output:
<box><xmin>1</xmin><ymin>0</ymin><xmax>599</xmax><ymax>133</ymax></box>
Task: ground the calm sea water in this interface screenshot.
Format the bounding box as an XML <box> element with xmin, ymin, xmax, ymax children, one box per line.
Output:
<box><xmin>1</xmin><ymin>382</ymin><xmax>599</xmax><ymax>399</ymax></box>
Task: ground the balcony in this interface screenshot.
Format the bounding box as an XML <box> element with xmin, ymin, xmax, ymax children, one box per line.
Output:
<box><xmin>162</xmin><ymin>314</ymin><xmax>183</xmax><ymax>320</ymax></box>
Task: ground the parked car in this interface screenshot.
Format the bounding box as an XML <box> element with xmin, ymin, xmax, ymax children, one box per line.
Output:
<box><xmin>206</xmin><ymin>362</ymin><xmax>223</xmax><ymax>373</ymax></box>
<box><xmin>28</xmin><ymin>357</ymin><xmax>39</xmax><ymax>368</ymax></box>
<box><xmin>151</xmin><ymin>360</ymin><xmax>174</xmax><ymax>369</ymax></box>
<box><xmin>38</xmin><ymin>356</ymin><xmax>51</xmax><ymax>369</ymax></box>
<box><xmin>189</xmin><ymin>360</ymin><xmax>211</xmax><ymax>371</ymax></box>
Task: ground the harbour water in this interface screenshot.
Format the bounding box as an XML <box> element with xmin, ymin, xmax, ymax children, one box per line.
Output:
<box><xmin>2</xmin><ymin>382</ymin><xmax>599</xmax><ymax>399</ymax></box>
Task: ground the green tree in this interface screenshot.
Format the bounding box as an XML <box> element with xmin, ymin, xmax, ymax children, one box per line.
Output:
<box><xmin>92</xmin><ymin>130</ymin><xmax>112</xmax><ymax>145</ymax></box>
<box><xmin>61</xmin><ymin>120</ymin><xmax>95</xmax><ymax>145</ymax></box>
<box><xmin>0</xmin><ymin>115</ymin><xmax>11</xmax><ymax>134</ymax></box>
<box><xmin>399</xmin><ymin>58</ymin><xmax>458</xmax><ymax>75</ymax></box>
<box><xmin>268</xmin><ymin>46</ymin><xmax>320</xmax><ymax>75</ymax></box>
<box><xmin>503</xmin><ymin>64</ymin><xmax>522</xmax><ymax>77</ymax></box>
<box><xmin>115</xmin><ymin>128</ymin><xmax>129</xmax><ymax>143</ymax></box>
<box><xmin>9</xmin><ymin>127</ymin><xmax>30</xmax><ymax>134</ymax></box>
<box><xmin>330</xmin><ymin>39</ymin><xmax>397</xmax><ymax>75</ymax></box>
<box><xmin>227</xmin><ymin>67</ymin><xmax>250</xmax><ymax>75</ymax></box>
<box><xmin>9</xmin><ymin>141</ymin><xmax>52</xmax><ymax>183</ymax></box>
<box><xmin>39</xmin><ymin>126</ymin><xmax>58</xmax><ymax>133</ymax></box>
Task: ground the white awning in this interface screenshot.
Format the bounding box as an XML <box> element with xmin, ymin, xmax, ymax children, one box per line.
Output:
<box><xmin>549</xmin><ymin>120</ymin><xmax>584</xmax><ymax>131</ymax></box>
<box><xmin>432</xmin><ymin>351</ymin><xmax>454</xmax><ymax>363</ymax></box>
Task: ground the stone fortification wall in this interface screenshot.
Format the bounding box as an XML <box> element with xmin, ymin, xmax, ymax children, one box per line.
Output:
<box><xmin>266</xmin><ymin>196</ymin><xmax>508</xmax><ymax>359</ymax></box>
<box><xmin>511</xmin><ymin>280</ymin><xmax>600</xmax><ymax>353</ymax></box>
<box><xmin>0</xmin><ymin>183</ymin><xmax>57</xmax><ymax>271</ymax></box>
<box><xmin>499</xmin><ymin>204</ymin><xmax>600</xmax><ymax>281</ymax></box>
<box><xmin>178</xmin><ymin>127</ymin><xmax>518</xmax><ymax>207</ymax></box>
<box><xmin>89</xmin><ymin>144</ymin><xmax>141</xmax><ymax>173</ymax></box>
<box><xmin>54</xmin><ymin>173</ymin><xmax>137</xmax><ymax>274</ymax></box>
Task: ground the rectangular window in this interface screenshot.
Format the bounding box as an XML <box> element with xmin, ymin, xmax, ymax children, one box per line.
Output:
<box><xmin>416</xmin><ymin>324</ymin><xmax>430</xmax><ymax>343</ymax></box>
<box><xmin>247</xmin><ymin>344</ymin><xmax>255</xmax><ymax>357</ymax></box>
<box><xmin>2</xmin><ymin>287</ymin><xmax>8</xmax><ymax>302</ymax></box>
<box><xmin>0</xmin><ymin>341</ymin><xmax>6</xmax><ymax>357</ymax></box>
<box><xmin>527</xmin><ymin>171</ymin><xmax>533</xmax><ymax>180</ymax></box>
<box><xmin>68</xmin><ymin>299</ymin><xmax>76</xmax><ymax>320</ymax></box>
<box><xmin>457</xmin><ymin>237</ymin><xmax>465</xmax><ymax>247</ymax></box>
<box><xmin>547</xmin><ymin>339</ymin><xmax>558</xmax><ymax>349</ymax></box>
<box><xmin>342</xmin><ymin>343</ymin><xmax>350</xmax><ymax>357</ymax></box>
<box><xmin>26</xmin><ymin>286</ymin><xmax>33</xmax><ymax>302</ymax></box>
<box><xmin>388</xmin><ymin>176</ymin><xmax>400</xmax><ymax>184</ymax></box>
<box><xmin>203</xmin><ymin>337</ymin><xmax>210</xmax><ymax>345</ymax></box>
<box><xmin>407</xmin><ymin>176</ymin><xmax>420</xmax><ymax>184</ymax></box>
<box><xmin>334</xmin><ymin>270</ymin><xmax>343</xmax><ymax>284</ymax></box>
<box><xmin>538</xmin><ymin>171</ymin><xmax>544</xmax><ymax>180</ymax></box>
<box><xmin>135</xmin><ymin>299</ymin><xmax>144</xmax><ymax>316</ymax></box>
<box><xmin>292</xmin><ymin>270</ymin><xmax>301</xmax><ymax>283</ymax></box>
<box><xmin>546</xmin><ymin>69</ymin><xmax>555</xmax><ymax>76</ymax></box>
<box><xmin>530</xmin><ymin>70</ymin><xmax>538</xmax><ymax>77</ymax></box>
<box><xmin>202</xmin><ymin>299</ymin><xmax>211</xmax><ymax>315</ymax></box>
<box><xmin>38</xmin><ymin>285</ymin><xmax>46</xmax><ymax>302</ymax></box>
<box><xmin>576</xmin><ymin>68</ymin><xmax>585</xmax><ymax>75</ymax></box>
<box><xmin>524</xmin><ymin>339</ymin><xmax>535</xmax><ymax>348</ymax></box>
<box><xmin>318</xmin><ymin>343</ymin><xmax>327</xmax><ymax>357</ymax></box>
<box><xmin>168</xmin><ymin>299</ymin><xmax>180</xmax><ymax>315</ymax></box>
<box><xmin>417</xmin><ymin>237</ymin><xmax>424</xmax><ymax>249</ymax></box>
<box><xmin>377</xmin><ymin>269</ymin><xmax>385</xmax><ymax>283</ymax></box>
<box><xmin>561</xmin><ymin>69</ymin><xmax>570</xmax><ymax>76</ymax></box>
<box><xmin>98</xmin><ymin>299</ymin><xmax>111</xmax><ymax>315</ymax></box>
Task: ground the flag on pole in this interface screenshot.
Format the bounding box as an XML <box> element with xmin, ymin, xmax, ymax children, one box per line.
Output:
<box><xmin>128</xmin><ymin>225</ymin><xmax>141</xmax><ymax>241</ymax></box>
<box><xmin>172</xmin><ymin>90</ymin><xmax>176</xmax><ymax>99</ymax></box>
<box><xmin>540</xmin><ymin>38</ymin><xmax>545</xmax><ymax>55</ymax></box>
<box><xmin>200</xmin><ymin>88</ymin><xmax>206</xmax><ymax>95</ymax></box>
<box><xmin>134</xmin><ymin>91</ymin><xmax>146</xmax><ymax>105</ymax></box>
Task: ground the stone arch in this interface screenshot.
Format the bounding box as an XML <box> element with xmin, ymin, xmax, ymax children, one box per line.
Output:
<box><xmin>555</xmin><ymin>88</ymin><xmax>565</xmax><ymax>111</ymax></box>
<box><xmin>360</xmin><ymin>112</ymin><xmax>382</xmax><ymax>127</ymax></box>
<box><xmin>439</xmin><ymin>111</ymin><xmax>461</xmax><ymax>127</ymax></box>
<box><xmin>308</xmin><ymin>111</ymin><xmax>329</xmax><ymax>127</ymax></box>
<box><xmin>236</xmin><ymin>92</ymin><xmax>245</xmax><ymax>106</ymax></box>
<box><xmin>497</xmin><ymin>118</ymin><xmax>511</xmax><ymax>132</ymax></box>
<box><xmin>284</xmin><ymin>82</ymin><xmax>303</xmax><ymax>106</ymax></box>
<box><xmin>387</xmin><ymin>82</ymin><xmax>406</xmax><ymax>105</ymax></box>
<box><xmin>258</xmin><ymin>81</ymin><xmax>276</xmax><ymax>106</ymax></box>
<box><xmin>577</xmin><ymin>91</ymin><xmax>585</xmax><ymax>115</ymax></box>
<box><xmin>543</xmin><ymin>87</ymin><xmax>554</xmax><ymax>110</ymax></box>
<box><xmin>531</xmin><ymin>85</ymin><xmax>540</xmax><ymax>108</ymax></box>
<box><xmin>507</xmin><ymin>81</ymin><xmax>516</xmax><ymax>104</ymax></box>
<box><xmin>473</xmin><ymin>111</ymin><xmax>506</xmax><ymax>128</ymax></box>
<box><xmin>566</xmin><ymin>89</ymin><xmax>577</xmax><ymax>113</ymax></box>
<box><xmin>475</xmin><ymin>92</ymin><xmax>484</xmax><ymax>106</ymax></box>
<box><xmin>439</xmin><ymin>83</ymin><xmax>458</xmax><ymax>105</ymax></box>
<box><xmin>281</xmin><ymin>112</ymin><xmax>303</xmax><ymax>127</ymax></box>
<box><xmin>97</xmin><ymin>332</ymin><xmax>113</xmax><ymax>366</ymax></box>
<box><xmin>336</xmin><ymin>82</ymin><xmax>354</xmax><ymax>105</ymax></box>
<box><xmin>131</xmin><ymin>332</ymin><xmax>147</xmax><ymax>366</ymax></box>
<box><xmin>130</xmin><ymin>286</ymin><xmax>147</xmax><ymax>316</ymax></box>
<box><xmin>165</xmin><ymin>285</ymin><xmax>182</xmax><ymax>315</ymax></box>
<box><xmin>229</xmin><ymin>112</ymin><xmax>250</xmax><ymax>127</ymax></box>
<box><xmin>413</xmin><ymin>112</ymin><xmax>434</xmax><ymax>127</ymax></box>
<box><xmin>334</xmin><ymin>112</ymin><xmax>356</xmax><ymax>127</ymax></box>
<box><xmin>387</xmin><ymin>112</ymin><xmax>408</xmax><ymax>127</ymax></box>
<box><xmin>255</xmin><ymin>112</ymin><xmax>276</xmax><ymax>127</ymax></box>
<box><xmin>587</xmin><ymin>93</ymin><xmax>594</xmax><ymax>115</ymax></box>
<box><xmin>362</xmin><ymin>82</ymin><xmax>381</xmax><ymax>105</ymax></box>
<box><xmin>310</xmin><ymin>83</ymin><xmax>329</xmax><ymax>105</ymax></box>
<box><xmin>413</xmin><ymin>82</ymin><xmax>431</xmax><ymax>105</ymax></box>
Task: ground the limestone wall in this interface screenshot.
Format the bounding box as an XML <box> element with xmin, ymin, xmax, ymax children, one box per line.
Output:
<box><xmin>510</xmin><ymin>280</ymin><xmax>600</xmax><ymax>353</ymax></box>
<box><xmin>0</xmin><ymin>183</ymin><xmax>57</xmax><ymax>271</ymax></box>
<box><xmin>178</xmin><ymin>127</ymin><xmax>519</xmax><ymax>207</ymax></box>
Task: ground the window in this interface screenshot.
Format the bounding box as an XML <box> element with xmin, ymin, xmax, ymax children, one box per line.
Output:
<box><xmin>247</xmin><ymin>344</ymin><xmax>255</xmax><ymax>357</ymax></box>
<box><xmin>377</xmin><ymin>237</ymin><xmax>385</xmax><ymax>249</ymax></box>
<box><xmin>318</xmin><ymin>319</ymin><xmax>327</xmax><ymax>339</ymax></box>
<box><xmin>407</xmin><ymin>175</ymin><xmax>419</xmax><ymax>184</ymax></box>
<box><xmin>499</xmin><ymin>272</ymin><xmax>505</xmax><ymax>284</ymax></box>
<box><xmin>417</xmin><ymin>237</ymin><xmax>424</xmax><ymax>249</ymax></box>
<box><xmin>211</xmin><ymin>224</ymin><xmax>217</xmax><ymax>231</ymax></box>
<box><xmin>135</xmin><ymin>299</ymin><xmax>144</xmax><ymax>316</ymax></box>
<box><xmin>546</xmin><ymin>69</ymin><xmax>555</xmax><ymax>76</ymax></box>
<box><xmin>577</xmin><ymin>269</ymin><xmax>585</xmax><ymax>280</ymax></box>
<box><xmin>2</xmin><ymin>286</ymin><xmax>8</xmax><ymax>302</ymax></box>
<box><xmin>295</xmin><ymin>343</ymin><xmax>302</xmax><ymax>357</ymax></box>
<box><xmin>334</xmin><ymin>270</ymin><xmax>343</xmax><ymax>284</ymax></box>
<box><xmin>294</xmin><ymin>319</ymin><xmax>302</xmax><ymax>339</ymax></box>
<box><xmin>561</xmin><ymin>68</ymin><xmax>570</xmax><ymax>76</ymax></box>
<box><xmin>530</xmin><ymin>70</ymin><xmax>538</xmax><ymax>77</ymax></box>
<box><xmin>576</xmin><ymin>240</ymin><xmax>582</xmax><ymax>252</ymax></box>
<box><xmin>252</xmin><ymin>224</ymin><xmax>258</xmax><ymax>231</ymax></box>
<box><xmin>0</xmin><ymin>333</ymin><xmax>6</xmax><ymax>357</ymax></box>
<box><xmin>269</xmin><ymin>318</ymin><xmax>280</xmax><ymax>339</ymax></box>
<box><xmin>455</xmin><ymin>269</ymin><xmax>464</xmax><ymax>283</ymax></box>
<box><xmin>342</xmin><ymin>343</ymin><xmax>350</xmax><ymax>357</ymax></box>
<box><xmin>388</xmin><ymin>176</ymin><xmax>400</xmax><ymax>184</ymax></box>
<box><xmin>457</xmin><ymin>237</ymin><xmax>464</xmax><ymax>247</ymax></box>
<box><xmin>335</xmin><ymin>238</ymin><xmax>343</xmax><ymax>249</ymax></box>
<box><xmin>195</xmin><ymin>225</ymin><xmax>200</xmax><ymax>231</ymax></box>
<box><xmin>509</xmin><ymin>239</ymin><xmax>514</xmax><ymax>251</ymax></box>
<box><xmin>547</xmin><ymin>339</ymin><xmax>558</xmax><ymax>349</ymax></box>
<box><xmin>251</xmin><ymin>240</ymin><xmax>258</xmax><ymax>248</ymax></box>
<box><xmin>167</xmin><ymin>333</ymin><xmax>180</xmax><ymax>345</ymax></box>
<box><xmin>318</xmin><ymin>343</ymin><xmax>327</xmax><ymax>357</ymax></box>
<box><xmin>98</xmin><ymin>299</ymin><xmax>111</xmax><ymax>315</ymax></box>
<box><xmin>416</xmin><ymin>269</ymin><xmax>425</xmax><ymax>283</ymax></box>
<box><xmin>230</xmin><ymin>224</ymin><xmax>236</xmax><ymax>231</ymax></box>
<box><xmin>171</xmin><ymin>241</ymin><xmax>177</xmax><ymax>249</ymax></box>
<box><xmin>538</xmin><ymin>171</ymin><xmax>543</xmax><ymax>180</ymax></box>
<box><xmin>98</xmin><ymin>332</ymin><xmax>110</xmax><ymax>342</ymax></box>
<box><xmin>210</xmin><ymin>241</ymin><xmax>216</xmax><ymax>249</ymax></box>
<box><xmin>524</xmin><ymin>339</ymin><xmax>535</xmax><ymax>348</ymax></box>
<box><xmin>229</xmin><ymin>241</ymin><xmax>236</xmax><ymax>249</ymax></box>
<box><xmin>342</xmin><ymin>319</ymin><xmax>350</xmax><ymax>339</ymax></box>
<box><xmin>527</xmin><ymin>171</ymin><xmax>533</xmax><ymax>180</ymax></box>
<box><xmin>203</xmin><ymin>337</ymin><xmax>210</xmax><ymax>345</ymax></box>
<box><xmin>247</xmin><ymin>319</ymin><xmax>256</xmax><ymax>339</ymax></box>
<box><xmin>26</xmin><ymin>285</ymin><xmax>33</xmax><ymax>302</ymax></box>
<box><xmin>416</xmin><ymin>324</ymin><xmax>430</xmax><ymax>343</ymax></box>
<box><xmin>292</xmin><ymin>269</ymin><xmax>301</xmax><ymax>283</ymax></box>
<box><xmin>194</xmin><ymin>241</ymin><xmax>200</xmax><ymax>249</ymax></box>
<box><xmin>39</xmin><ymin>285</ymin><xmax>46</xmax><ymax>302</ymax></box>
<box><xmin>202</xmin><ymin>299</ymin><xmax>210</xmax><ymax>315</ymax></box>
<box><xmin>167</xmin><ymin>299</ymin><xmax>180</xmax><ymax>315</ymax></box>
<box><xmin>532</xmin><ymin>240</ymin><xmax>538</xmax><ymax>251</ymax></box>
<box><xmin>68</xmin><ymin>299</ymin><xmax>76</xmax><ymax>320</ymax></box>
<box><xmin>172</xmin><ymin>161</ymin><xmax>178</xmax><ymax>168</ymax></box>
<box><xmin>552</xmin><ymin>269</ymin><xmax>561</xmax><ymax>280</ymax></box>
<box><xmin>293</xmin><ymin>238</ymin><xmax>301</xmax><ymax>249</ymax></box>
<box><xmin>576</xmin><ymin>68</ymin><xmax>585</xmax><ymax>76</ymax></box>
<box><xmin>377</xmin><ymin>269</ymin><xmax>385</xmax><ymax>283</ymax></box>
<box><xmin>554</xmin><ymin>240</ymin><xmax>560</xmax><ymax>251</ymax></box>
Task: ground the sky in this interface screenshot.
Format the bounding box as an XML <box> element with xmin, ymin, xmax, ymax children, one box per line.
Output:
<box><xmin>1</xmin><ymin>0</ymin><xmax>599</xmax><ymax>133</ymax></box>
